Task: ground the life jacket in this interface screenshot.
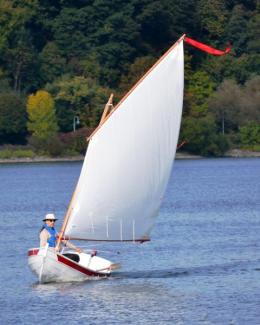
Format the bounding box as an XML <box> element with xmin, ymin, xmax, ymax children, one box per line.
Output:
<box><xmin>43</xmin><ymin>225</ymin><xmax>57</xmax><ymax>247</ymax></box>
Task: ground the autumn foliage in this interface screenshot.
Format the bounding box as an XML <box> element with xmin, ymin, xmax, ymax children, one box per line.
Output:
<box><xmin>27</xmin><ymin>90</ymin><xmax>58</xmax><ymax>140</ymax></box>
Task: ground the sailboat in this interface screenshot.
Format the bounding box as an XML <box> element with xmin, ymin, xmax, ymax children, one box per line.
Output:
<box><xmin>28</xmin><ymin>35</ymin><xmax>230</xmax><ymax>283</ymax></box>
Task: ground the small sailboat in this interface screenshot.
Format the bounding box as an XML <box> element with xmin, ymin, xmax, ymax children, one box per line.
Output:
<box><xmin>28</xmin><ymin>35</ymin><xmax>230</xmax><ymax>283</ymax></box>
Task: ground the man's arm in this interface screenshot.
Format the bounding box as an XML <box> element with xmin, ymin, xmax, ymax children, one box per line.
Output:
<box><xmin>62</xmin><ymin>239</ymin><xmax>82</xmax><ymax>253</ymax></box>
<box><xmin>39</xmin><ymin>229</ymin><xmax>49</xmax><ymax>247</ymax></box>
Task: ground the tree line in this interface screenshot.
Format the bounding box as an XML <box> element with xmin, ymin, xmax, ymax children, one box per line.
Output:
<box><xmin>0</xmin><ymin>0</ymin><xmax>259</xmax><ymax>156</ymax></box>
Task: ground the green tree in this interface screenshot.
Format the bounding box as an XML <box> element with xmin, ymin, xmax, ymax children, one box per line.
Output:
<box><xmin>5</xmin><ymin>28</ymin><xmax>38</xmax><ymax>92</ymax></box>
<box><xmin>0</xmin><ymin>1</ymin><xmax>39</xmax><ymax>92</ymax></box>
<box><xmin>226</xmin><ymin>5</ymin><xmax>249</xmax><ymax>56</ymax></box>
<box><xmin>52</xmin><ymin>7</ymin><xmax>89</xmax><ymax>58</ymax></box>
<box><xmin>77</xmin><ymin>53</ymin><xmax>101</xmax><ymax>81</ymax></box>
<box><xmin>239</xmin><ymin>76</ymin><xmax>260</xmax><ymax>125</ymax></box>
<box><xmin>180</xmin><ymin>114</ymin><xmax>229</xmax><ymax>156</ymax></box>
<box><xmin>136</xmin><ymin>1</ymin><xmax>175</xmax><ymax>51</ymax></box>
<box><xmin>118</xmin><ymin>55</ymin><xmax>155</xmax><ymax>95</ymax></box>
<box><xmin>240</xmin><ymin>122</ymin><xmax>260</xmax><ymax>147</ymax></box>
<box><xmin>27</xmin><ymin>90</ymin><xmax>58</xmax><ymax>140</ymax></box>
<box><xmin>246</xmin><ymin>8</ymin><xmax>260</xmax><ymax>54</ymax></box>
<box><xmin>209</xmin><ymin>79</ymin><xmax>241</xmax><ymax>134</ymax></box>
<box><xmin>196</xmin><ymin>0</ymin><xmax>228</xmax><ymax>42</ymax></box>
<box><xmin>39</xmin><ymin>42</ymin><xmax>66</xmax><ymax>83</ymax></box>
<box><xmin>95</xmin><ymin>10</ymin><xmax>140</xmax><ymax>87</ymax></box>
<box><xmin>0</xmin><ymin>68</ymin><xmax>11</xmax><ymax>91</ymax></box>
<box><xmin>0</xmin><ymin>91</ymin><xmax>27</xmax><ymax>144</ymax></box>
<box><xmin>187</xmin><ymin>71</ymin><xmax>215</xmax><ymax>117</ymax></box>
<box><xmin>244</xmin><ymin>10</ymin><xmax>260</xmax><ymax>81</ymax></box>
<box><xmin>0</xmin><ymin>0</ymin><xmax>36</xmax><ymax>50</ymax></box>
<box><xmin>46</xmin><ymin>76</ymin><xmax>110</xmax><ymax>131</ymax></box>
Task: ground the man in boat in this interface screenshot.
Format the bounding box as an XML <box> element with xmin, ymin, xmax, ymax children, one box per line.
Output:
<box><xmin>40</xmin><ymin>213</ymin><xmax>82</xmax><ymax>253</ymax></box>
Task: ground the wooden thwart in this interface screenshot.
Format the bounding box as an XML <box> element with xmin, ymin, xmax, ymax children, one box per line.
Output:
<box><xmin>99</xmin><ymin>94</ymin><xmax>114</xmax><ymax>126</ymax></box>
<box><xmin>87</xmin><ymin>93</ymin><xmax>114</xmax><ymax>142</ymax></box>
<box><xmin>99</xmin><ymin>93</ymin><xmax>114</xmax><ymax>126</ymax></box>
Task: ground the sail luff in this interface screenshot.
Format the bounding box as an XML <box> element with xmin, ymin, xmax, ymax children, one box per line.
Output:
<box><xmin>88</xmin><ymin>34</ymin><xmax>186</xmax><ymax>141</ymax></box>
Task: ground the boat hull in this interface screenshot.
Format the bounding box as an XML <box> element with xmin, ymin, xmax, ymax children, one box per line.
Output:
<box><xmin>28</xmin><ymin>247</ymin><xmax>112</xmax><ymax>283</ymax></box>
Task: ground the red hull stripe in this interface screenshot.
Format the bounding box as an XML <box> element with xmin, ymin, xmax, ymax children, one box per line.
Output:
<box><xmin>28</xmin><ymin>249</ymin><xmax>39</xmax><ymax>256</ymax></box>
<box><xmin>57</xmin><ymin>254</ymin><xmax>107</xmax><ymax>277</ymax></box>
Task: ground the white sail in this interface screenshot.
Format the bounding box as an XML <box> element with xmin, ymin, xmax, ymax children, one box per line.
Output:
<box><xmin>64</xmin><ymin>37</ymin><xmax>184</xmax><ymax>241</ymax></box>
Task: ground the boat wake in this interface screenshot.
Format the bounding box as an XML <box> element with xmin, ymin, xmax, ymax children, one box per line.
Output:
<box><xmin>113</xmin><ymin>259</ymin><xmax>260</xmax><ymax>279</ymax></box>
<box><xmin>113</xmin><ymin>268</ymin><xmax>188</xmax><ymax>279</ymax></box>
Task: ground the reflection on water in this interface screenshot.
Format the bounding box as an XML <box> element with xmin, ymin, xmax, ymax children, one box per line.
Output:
<box><xmin>31</xmin><ymin>277</ymin><xmax>107</xmax><ymax>295</ymax></box>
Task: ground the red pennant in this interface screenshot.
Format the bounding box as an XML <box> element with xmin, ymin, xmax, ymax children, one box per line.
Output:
<box><xmin>184</xmin><ymin>36</ymin><xmax>231</xmax><ymax>56</ymax></box>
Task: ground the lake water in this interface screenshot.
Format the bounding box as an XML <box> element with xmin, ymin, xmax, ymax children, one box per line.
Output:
<box><xmin>0</xmin><ymin>158</ymin><xmax>260</xmax><ymax>324</ymax></box>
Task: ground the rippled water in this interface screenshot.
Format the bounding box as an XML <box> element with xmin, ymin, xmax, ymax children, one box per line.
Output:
<box><xmin>0</xmin><ymin>158</ymin><xmax>260</xmax><ymax>324</ymax></box>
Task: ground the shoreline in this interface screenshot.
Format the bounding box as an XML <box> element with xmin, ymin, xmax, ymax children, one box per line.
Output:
<box><xmin>224</xmin><ymin>149</ymin><xmax>260</xmax><ymax>158</ymax></box>
<box><xmin>0</xmin><ymin>156</ymin><xmax>85</xmax><ymax>164</ymax></box>
<box><xmin>0</xmin><ymin>150</ymin><xmax>259</xmax><ymax>164</ymax></box>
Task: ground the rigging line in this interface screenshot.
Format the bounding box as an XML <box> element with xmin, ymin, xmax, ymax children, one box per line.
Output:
<box><xmin>77</xmin><ymin>247</ymin><xmax>121</xmax><ymax>255</ymax></box>
<box><xmin>106</xmin><ymin>216</ymin><xmax>109</xmax><ymax>238</ymax></box>
<box><xmin>120</xmin><ymin>219</ymin><xmax>123</xmax><ymax>241</ymax></box>
<box><xmin>133</xmin><ymin>219</ymin><xmax>135</xmax><ymax>243</ymax></box>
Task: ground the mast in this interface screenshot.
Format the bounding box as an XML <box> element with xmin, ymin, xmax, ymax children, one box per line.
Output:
<box><xmin>56</xmin><ymin>185</ymin><xmax>79</xmax><ymax>251</ymax></box>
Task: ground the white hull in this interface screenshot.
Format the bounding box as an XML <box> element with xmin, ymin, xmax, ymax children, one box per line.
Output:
<box><xmin>28</xmin><ymin>247</ymin><xmax>114</xmax><ymax>283</ymax></box>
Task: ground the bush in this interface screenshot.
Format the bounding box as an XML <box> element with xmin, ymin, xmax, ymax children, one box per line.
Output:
<box><xmin>28</xmin><ymin>127</ymin><xmax>93</xmax><ymax>156</ymax></box>
<box><xmin>45</xmin><ymin>136</ymin><xmax>65</xmax><ymax>157</ymax></box>
<box><xmin>180</xmin><ymin>115</ymin><xmax>230</xmax><ymax>156</ymax></box>
<box><xmin>0</xmin><ymin>92</ymin><xmax>27</xmax><ymax>144</ymax></box>
<box><xmin>239</xmin><ymin>122</ymin><xmax>260</xmax><ymax>146</ymax></box>
<box><xmin>28</xmin><ymin>135</ymin><xmax>65</xmax><ymax>157</ymax></box>
<box><xmin>0</xmin><ymin>145</ymin><xmax>35</xmax><ymax>159</ymax></box>
<box><xmin>59</xmin><ymin>127</ymin><xmax>93</xmax><ymax>155</ymax></box>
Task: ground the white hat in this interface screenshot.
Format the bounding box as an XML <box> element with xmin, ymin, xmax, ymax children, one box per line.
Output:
<box><xmin>43</xmin><ymin>213</ymin><xmax>58</xmax><ymax>221</ymax></box>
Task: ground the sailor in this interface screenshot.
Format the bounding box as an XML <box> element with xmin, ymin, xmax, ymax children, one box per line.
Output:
<box><xmin>40</xmin><ymin>213</ymin><xmax>82</xmax><ymax>253</ymax></box>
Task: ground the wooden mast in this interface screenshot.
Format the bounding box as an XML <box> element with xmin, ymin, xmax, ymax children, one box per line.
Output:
<box><xmin>55</xmin><ymin>185</ymin><xmax>79</xmax><ymax>251</ymax></box>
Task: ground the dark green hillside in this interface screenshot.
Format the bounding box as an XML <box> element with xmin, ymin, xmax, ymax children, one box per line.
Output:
<box><xmin>0</xmin><ymin>0</ymin><xmax>259</xmax><ymax>156</ymax></box>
